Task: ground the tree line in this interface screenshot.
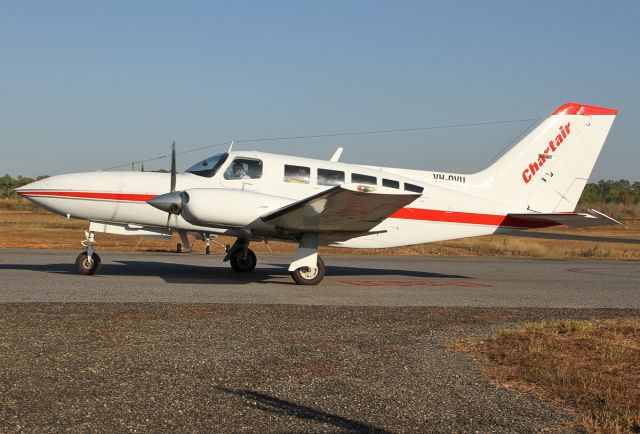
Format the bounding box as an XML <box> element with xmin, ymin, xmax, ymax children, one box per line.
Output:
<box><xmin>0</xmin><ymin>174</ymin><xmax>49</xmax><ymax>198</ymax></box>
<box><xmin>579</xmin><ymin>179</ymin><xmax>640</xmax><ymax>204</ymax></box>
<box><xmin>1</xmin><ymin>173</ymin><xmax>639</xmax><ymax>203</ymax></box>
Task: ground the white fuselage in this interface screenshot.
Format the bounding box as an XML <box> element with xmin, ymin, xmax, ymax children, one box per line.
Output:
<box><xmin>16</xmin><ymin>150</ymin><xmax>541</xmax><ymax>248</ymax></box>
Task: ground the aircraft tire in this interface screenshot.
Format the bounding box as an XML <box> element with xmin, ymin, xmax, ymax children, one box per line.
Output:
<box><xmin>205</xmin><ymin>245</ymin><xmax>211</xmax><ymax>255</ymax></box>
<box><xmin>290</xmin><ymin>256</ymin><xmax>325</xmax><ymax>285</ymax></box>
<box><xmin>75</xmin><ymin>252</ymin><xmax>102</xmax><ymax>276</ymax></box>
<box><xmin>176</xmin><ymin>243</ymin><xmax>183</xmax><ymax>253</ymax></box>
<box><xmin>230</xmin><ymin>249</ymin><xmax>257</xmax><ymax>273</ymax></box>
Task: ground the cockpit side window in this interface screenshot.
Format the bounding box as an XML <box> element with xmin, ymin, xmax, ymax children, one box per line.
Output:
<box><xmin>185</xmin><ymin>153</ymin><xmax>229</xmax><ymax>178</ymax></box>
<box><xmin>224</xmin><ymin>158</ymin><xmax>263</xmax><ymax>180</ymax></box>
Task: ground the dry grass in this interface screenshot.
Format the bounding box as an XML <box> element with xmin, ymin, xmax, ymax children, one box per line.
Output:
<box><xmin>578</xmin><ymin>201</ymin><xmax>640</xmax><ymax>221</ymax></box>
<box><xmin>457</xmin><ymin>319</ymin><xmax>640</xmax><ymax>433</ymax></box>
<box><xmin>0</xmin><ymin>197</ymin><xmax>38</xmax><ymax>211</ymax></box>
<box><xmin>0</xmin><ymin>198</ymin><xmax>639</xmax><ymax>258</ymax></box>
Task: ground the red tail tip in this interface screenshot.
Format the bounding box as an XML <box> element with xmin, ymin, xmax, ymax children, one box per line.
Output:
<box><xmin>552</xmin><ymin>102</ymin><xmax>618</xmax><ymax>116</ymax></box>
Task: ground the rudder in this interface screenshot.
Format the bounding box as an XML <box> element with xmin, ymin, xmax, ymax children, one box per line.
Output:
<box><xmin>476</xmin><ymin>102</ymin><xmax>617</xmax><ymax>212</ymax></box>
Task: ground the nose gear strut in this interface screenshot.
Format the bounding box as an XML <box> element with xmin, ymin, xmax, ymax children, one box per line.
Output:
<box><xmin>75</xmin><ymin>230</ymin><xmax>101</xmax><ymax>275</ymax></box>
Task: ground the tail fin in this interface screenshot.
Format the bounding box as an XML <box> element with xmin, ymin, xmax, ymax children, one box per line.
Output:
<box><xmin>477</xmin><ymin>102</ymin><xmax>617</xmax><ymax>212</ymax></box>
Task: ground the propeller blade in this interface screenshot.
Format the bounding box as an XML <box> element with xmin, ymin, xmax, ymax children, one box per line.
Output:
<box><xmin>170</xmin><ymin>141</ymin><xmax>176</xmax><ymax>193</ymax></box>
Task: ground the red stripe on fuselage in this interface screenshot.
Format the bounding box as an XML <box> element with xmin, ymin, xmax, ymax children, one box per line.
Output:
<box><xmin>390</xmin><ymin>208</ymin><xmax>556</xmax><ymax>228</ymax></box>
<box><xmin>18</xmin><ymin>190</ymin><xmax>556</xmax><ymax>229</ymax></box>
<box><xmin>17</xmin><ymin>190</ymin><xmax>157</xmax><ymax>202</ymax></box>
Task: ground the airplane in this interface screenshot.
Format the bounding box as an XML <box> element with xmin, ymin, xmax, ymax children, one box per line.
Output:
<box><xmin>16</xmin><ymin>102</ymin><xmax>619</xmax><ymax>285</ymax></box>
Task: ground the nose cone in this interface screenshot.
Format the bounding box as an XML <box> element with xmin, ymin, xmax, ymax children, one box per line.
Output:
<box><xmin>15</xmin><ymin>177</ymin><xmax>55</xmax><ymax>194</ymax></box>
<box><xmin>15</xmin><ymin>175</ymin><xmax>68</xmax><ymax>205</ymax></box>
<box><xmin>147</xmin><ymin>191</ymin><xmax>184</xmax><ymax>214</ymax></box>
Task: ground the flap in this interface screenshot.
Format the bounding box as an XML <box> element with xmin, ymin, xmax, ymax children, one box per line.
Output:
<box><xmin>506</xmin><ymin>209</ymin><xmax>620</xmax><ymax>228</ymax></box>
<box><xmin>261</xmin><ymin>184</ymin><xmax>420</xmax><ymax>233</ymax></box>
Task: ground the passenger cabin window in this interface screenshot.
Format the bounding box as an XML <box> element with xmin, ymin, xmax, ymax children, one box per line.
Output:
<box><xmin>284</xmin><ymin>165</ymin><xmax>310</xmax><ymax>184</ymax></box>
<box><xmin>382</xmin><ymin>178</ymin><xmax>400</xmax><ymax>189</ymax></box>
<box><xmin>351</xmin><ymin>173</ymin><xmax>377</xmax><ymax>185</ymax></box>
<box><xmin>223</xmin><ymin>158</ymin><xmax>263</xmax><ymax>180</ymax></box>
<box><xmin>185</xmin><ymin>153</ymin><xmax>229</xmax><ymax>178</ymax></box>
<box><xmin>318</xmin><ymin>169</ymin><xmax>344</xmax><ymax>186</ymax></box>
<box><xmin>404</xmin><ymin>183</ymin><xmax>424</xmax><ymax>193</ymax></box>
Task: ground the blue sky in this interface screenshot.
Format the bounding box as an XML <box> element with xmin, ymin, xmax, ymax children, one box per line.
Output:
<box><xmin>1</xmin><ymin>1</ymin><xmax>638</xmax><ymax>180</ymax></box>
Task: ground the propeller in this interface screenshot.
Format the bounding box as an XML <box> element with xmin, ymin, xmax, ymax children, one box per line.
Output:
<box><xmin>170</xmin><ymin>141</ymin><xmax>176</xmax><ymax>193</ymax></box>
<box><xmin>147</xmin><ymin>141</ymin><xmax>186</xmax><ymax>228</ymax></box>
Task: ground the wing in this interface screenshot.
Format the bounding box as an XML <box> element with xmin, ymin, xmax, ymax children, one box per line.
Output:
<box><xmin>506</xmin><ymin>209</ymin><xmax>620</xmax><ymax>228</ymax></box>
<box><xmin>260</xmin><ymin>184</ymin><xmax>420</xmax><ymax>234</ymax></box>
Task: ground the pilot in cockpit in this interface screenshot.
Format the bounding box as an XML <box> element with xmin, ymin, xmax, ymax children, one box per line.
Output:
<box><xmin>231</xmin><ymin>162</ymin><xmax>251</xmax><ymax>179</ymax></box>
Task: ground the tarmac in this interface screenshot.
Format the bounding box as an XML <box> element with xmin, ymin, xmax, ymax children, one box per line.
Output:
<box><xmin>0</xmin><ymin>249</ymin><xmax>638</xmax><ymax>308</ymax></box>
<box><xmin>1</xmin><ymin>249</ymin><xmax>639</xmax><ymax>433</ymax></box>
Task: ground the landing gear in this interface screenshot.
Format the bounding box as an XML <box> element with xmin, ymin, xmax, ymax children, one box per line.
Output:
<box><xmin>229</xmin><ymin>249</ymin><xmax>257</xmax><ymax>273</ymax></box>
<box><xmin>220</xmin><ymin>235</ymin><xmax>326</xmax><ymax>284</ymax></box>
<box><xmin>75</xmin><ymin>251</ymin><xmax>102</xmax><ymax>275</ymax></box>
<box><xmin>76</xmin><ymin>230</ymin><xmax>101</xmax><ymax>275</ymax></box>
<box><xmin>176</xmin><ymin>243</ymin><xmax>183</xmax><ymax>253</ymax></box>
<box><xmin>204</xmin><ymin>234</ymin><xmax>215</xmax><ymax>255</ymax></box>
<box><xmin>290</xmin><ymin>256</ymin><xmax>325</xmax><ymax>285</ymax></box>
<box><xmin>224</xmin><ymin>238</ymin><xmax>257</xmax><ymax>273</ymax></box>
<box><xmin>288</xmin><ymin>233</ymin><xmax>325</xmax><ymax>285</ymax></box>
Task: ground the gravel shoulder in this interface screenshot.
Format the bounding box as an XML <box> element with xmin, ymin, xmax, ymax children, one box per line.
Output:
<box><xmin>2</xmin><ymin>303</ymin><xmax>638</xmax><ymax>433</ymax></box>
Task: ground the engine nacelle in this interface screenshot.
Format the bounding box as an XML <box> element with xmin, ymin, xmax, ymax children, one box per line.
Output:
<box><xmin>180</xmin><ymin>188</ymin><xmax>293</xmax><ymax>229</ymax></box>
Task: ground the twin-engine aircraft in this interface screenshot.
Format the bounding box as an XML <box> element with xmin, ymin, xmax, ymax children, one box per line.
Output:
<box><xmin>17</xmin><ymin>102</ymin><xmax>619</xmax><ymax>284</ymax></box>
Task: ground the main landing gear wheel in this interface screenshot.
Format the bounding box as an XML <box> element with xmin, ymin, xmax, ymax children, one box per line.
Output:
<box><xmin>291</xmin><ymin>256</ymin><xmax>325</xmax><ymax>285</ymax></box>
<box><xmin>176</xmin><ymin>243</ymin><xmax>183</xmax><ymax>253</ymax></box>
<box><xmin>75</xmin><ymin>252</ymin><xmax>102</xmax><ymax>276</ymax></box>
<box><xmin>205</xmin><ymin>245</ymin><xmax>211</xmax><ymax>255</ymax></box>
<box><xmin>229</xmin><ymin>249</ymin><xmax>257</xmax><ymax>273</ymax></box>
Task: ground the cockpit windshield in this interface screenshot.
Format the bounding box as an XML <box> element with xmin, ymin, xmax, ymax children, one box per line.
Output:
<box><xmin>185</xmin><ymin>153</ymin><xmax>229</xmax><ymax>178</ymax></box>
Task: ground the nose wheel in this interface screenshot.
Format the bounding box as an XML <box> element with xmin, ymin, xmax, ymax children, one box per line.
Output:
<box><xmin>75</xmin><ymin>230</ymin><xmax>101</xmax><ymax>275</ymax></box>
<box><xmin>75</xmin><ymin>252</ymin><xmax>102</xmax><ymax>275</ymax></box>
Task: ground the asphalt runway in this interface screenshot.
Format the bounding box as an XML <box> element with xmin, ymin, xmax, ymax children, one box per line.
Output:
<box><xmin>2</xmin><ymin>249</ymin><xmax>639</xmax><ymax>432</ymax></box>
<box><xmin>0</xmin><ymin>249</ymin><xmax>638</xmax><ymax>308</ymax></box>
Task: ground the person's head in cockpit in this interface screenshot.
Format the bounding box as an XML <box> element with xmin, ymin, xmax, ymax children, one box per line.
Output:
<box><xmin>232</xmin><ymin>162</ymin><xmax>250</xmax><ymax>179</ymax></box>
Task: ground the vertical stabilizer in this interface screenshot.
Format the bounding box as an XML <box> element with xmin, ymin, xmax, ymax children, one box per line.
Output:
<box><xmin>476</xmin><ymin>103</ymin><xmax>617</xmax><ymax>212</ymax></box>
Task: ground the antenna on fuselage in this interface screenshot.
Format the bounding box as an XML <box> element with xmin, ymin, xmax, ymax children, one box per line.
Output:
<box><xmin>330</xmin><ymin>147</ymin><xmax>343</xmax><ymax>162</ymax></box>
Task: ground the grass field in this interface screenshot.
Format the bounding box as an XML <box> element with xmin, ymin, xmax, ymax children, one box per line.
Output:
<box><xmin>454</xmin><ymin>319</ymin><xmax>640</xmax><ymax>433</ymax></box>
<box><xmin>1</xmin><ymin>198</ymin><xmax>639</xmax><ymax>258</ymax></box>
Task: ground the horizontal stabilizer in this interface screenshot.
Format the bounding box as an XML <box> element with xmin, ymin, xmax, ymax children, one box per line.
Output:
<box><xmin>261</xmin><ymin>184</ymin><xmax>420</xmax><ymax>233</ymax></box>
<box><xmin>506</xmin><ymin>209</ymin><xmax>620</xmax><ymax>229</ymax></box>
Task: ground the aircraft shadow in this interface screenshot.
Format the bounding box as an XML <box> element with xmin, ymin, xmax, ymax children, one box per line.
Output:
<box><xmin>0</xmin><ymin>260</ymin><xmax>469</xmax><ymax>284</ymax></box>
<box><xmin>215</xmin><ymin>386</ymin><xmax>391</xmax><ymax>433</ymax></box>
